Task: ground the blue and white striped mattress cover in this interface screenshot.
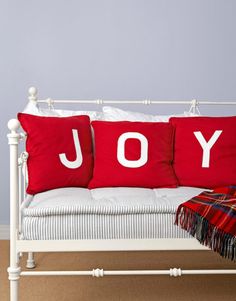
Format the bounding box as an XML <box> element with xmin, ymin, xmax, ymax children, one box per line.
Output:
<box><xmin>20</xmin><ymin>186</ymin><xmax>206</xmax><ymax>240</ymax></box>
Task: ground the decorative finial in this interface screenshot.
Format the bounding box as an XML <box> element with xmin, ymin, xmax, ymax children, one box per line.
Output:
<box><xmin>8</xmin><ymin>119</ymin><xmax>20</xmax><ymax>133</ymax></box>
<box><xmin>28</xmin><ymin>87</ymin><xmax>38</xmax><ymax>102</ymax></box>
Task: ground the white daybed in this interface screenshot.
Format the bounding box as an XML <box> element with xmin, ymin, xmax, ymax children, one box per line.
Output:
<box><xmin>7</xmin><ymin>87</ymin><xmax>236</xmax><ymax>301</ymax></box>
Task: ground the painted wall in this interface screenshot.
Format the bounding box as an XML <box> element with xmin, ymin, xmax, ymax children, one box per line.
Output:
<box><xmin>1</xmin><ymin>0</ymin><xmax>236</xmax><ymax>224</ymax></box>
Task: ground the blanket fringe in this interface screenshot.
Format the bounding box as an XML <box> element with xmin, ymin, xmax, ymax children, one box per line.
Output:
<box><xmin>175</xmin><ymin>206</ymin><xmax>236</xmax><ymax>261</ymax></box>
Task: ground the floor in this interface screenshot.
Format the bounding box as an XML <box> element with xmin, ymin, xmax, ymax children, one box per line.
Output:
<box><xmin>1</xmin><ymin>240</ymin><xmax>236</xmax><ymax>301</ymax></box>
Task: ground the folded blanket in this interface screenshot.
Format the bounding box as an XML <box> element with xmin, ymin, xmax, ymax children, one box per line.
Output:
<box><xmin>175</xmin><ymin>186</ymin><xmax>236</xmax><ymax>261</ymax></box>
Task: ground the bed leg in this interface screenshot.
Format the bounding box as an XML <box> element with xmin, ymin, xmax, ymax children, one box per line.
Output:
<box><xmin>26</xmin><ymin>252</ymin><xmax>36</xmax><ymax>269</ymax></box>
<box><xmin>8</xmin><ymin>267</ymin><xmax>21</xmax><ymax>301</ymax></box>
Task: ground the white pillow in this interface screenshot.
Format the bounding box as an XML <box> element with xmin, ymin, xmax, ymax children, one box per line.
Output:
<box><xmin>22</xmin><ymin>101</ymin><xmax>104</xmax><ymax>121</ymax></box>
<box><xmin>102</xmin><ymin>106</ymin><xmax>200</xmax><ymax>122</ymax></box>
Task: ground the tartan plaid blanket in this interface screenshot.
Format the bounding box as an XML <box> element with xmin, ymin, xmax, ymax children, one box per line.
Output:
<box><xmin>175</xmin><ymin>186</ymin><xmax>236</xmax><ymax>261</ymax></box>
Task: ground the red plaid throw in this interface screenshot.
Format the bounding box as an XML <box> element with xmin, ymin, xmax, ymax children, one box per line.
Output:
<box><xmin>175</xmin><ymin>186</ymin><xmax>236</xmax><ymax>261</ymax></box>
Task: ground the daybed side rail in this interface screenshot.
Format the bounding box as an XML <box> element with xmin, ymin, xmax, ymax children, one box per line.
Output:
<box><xmin>37</xmin><ymin>98</ymin><xmax>236</xmax><ymax>106</ymax></box>
<box><xmin>20</xmin><ymin>267</ymin><xmax>236</xmax><ymax>278</ymax></box>
<box><xmin>28</xmin><ymin>87</ymin><xmax>236</xmax><ymax>115</ymax></box>
<box><xmin>14</xmin><ymin>239</ymin><xmax>236</xmax><ymax>277</ymax></box>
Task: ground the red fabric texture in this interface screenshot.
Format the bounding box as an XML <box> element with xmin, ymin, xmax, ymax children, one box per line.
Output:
<box><xmin>213</xmin><ymin>186</ymin><xmax>236</xmax><ymax>196</ymax></box>
<box><xmin>18</xmin><ymin>113</ymin><xmax>93</xmax><ymax>194</ymax></box>
<box><xmin>170</xmin><ymin>116</ymin><xmax>236</xmax><ymax>188</ymax></box>
<box><xmin>89</xmin><ymin>121</ymin><xmax>177</xmax><ymax>188</ymax></box>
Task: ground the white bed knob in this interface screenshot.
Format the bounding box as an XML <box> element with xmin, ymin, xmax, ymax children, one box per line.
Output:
<box><xmin>8</xmin><ymin>119</ymin><xmax>20</xmax><ymax>133</ymax></box>
<box><xmin>28</xmin><ymin>87</ymin><xmax>38</xmax><ymax>102</ymax></box>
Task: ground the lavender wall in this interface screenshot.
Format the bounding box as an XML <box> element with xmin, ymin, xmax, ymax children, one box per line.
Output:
<box><xmin>1</xmin><ymin>0</ymin><xmax>236</xmax><ymax>224</ymax></box>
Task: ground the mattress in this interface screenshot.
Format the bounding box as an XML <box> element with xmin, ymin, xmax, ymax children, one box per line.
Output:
<box><xmin>20</xmin><ymin>186</ymin><xmax>206</xmax><ymax>240</ymax></box>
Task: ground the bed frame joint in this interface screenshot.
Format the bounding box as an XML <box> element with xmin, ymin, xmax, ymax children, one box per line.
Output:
<box><xmin>170</xmin><ymin>268</ymin><xmax>182</xmax><ymax>277</ymax></box>
<box><xmin>7</xmin><ymin>267</ymin><xmax>21</xmax><ymax>281</ymax></box>
<box><xmin>92</xmin><ymin>268</ymin><xmax>104</xmax><ymax>277</ymax></box>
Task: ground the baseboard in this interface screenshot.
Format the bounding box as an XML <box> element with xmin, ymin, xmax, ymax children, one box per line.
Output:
<box><xmin>0</xmin><ymin>225</ymin><xmax>10</xmax><ymax>240</ymax></box>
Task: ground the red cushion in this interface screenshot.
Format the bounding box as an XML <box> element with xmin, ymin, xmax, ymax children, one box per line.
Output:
<box><xmin>89</xmin><ymin>121</ymin><xmax>177</xmax><ymax>188</ymax></box>
<box><xmin>18</xmin><ymin>113</ymin><xmax>93</xmax><ymax>194</ymax></box>
<box><xmin>170</xmin><ymin>116</ymin><xmax>236</xmax><ymax>188</ymax></box>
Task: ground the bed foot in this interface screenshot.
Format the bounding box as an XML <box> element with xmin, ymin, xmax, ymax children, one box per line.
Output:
<box><xmin>26</xmin><ymin>252</ymin><xmax>36</xmax><ymax>269</ymax></box>
<box><xmin>8</xmin><ymin>267</ymin><xmax>21</xmax><ymax>301</ymax></box>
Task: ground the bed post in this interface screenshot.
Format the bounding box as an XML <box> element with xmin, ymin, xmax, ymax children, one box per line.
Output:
<box><xmin>26</xmin><ymin>87</ymin><xmax>37</xmax><ymax>269</ymax></box>
<box><xmin>7</xmin><ymin>119</ymin><xmax>21</xmax><ymax>301</ymax></box>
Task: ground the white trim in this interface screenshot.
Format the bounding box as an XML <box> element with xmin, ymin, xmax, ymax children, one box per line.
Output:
<box><xmin>0</xmin><ymin>225</ymin><xmax>10</xmax><ymax>239</ymax></box>
<box><xmin>37</xmin><ymin>99</ymin><xmax>236</xmax><ymax>105</ymax></box>
<box><xmin>27</xmin><ymin>86</ymin><xmax>236</xmax><ymax>107</ymax></box>
<box><xmin>16</xmin><ymin>238</ymin><xmax>208</xmax><ymax>253</ymax></box>
<box><xmin>20</xmin><ymin>268</ymin><xmax>236</xmax><ymax>277</ymax></box>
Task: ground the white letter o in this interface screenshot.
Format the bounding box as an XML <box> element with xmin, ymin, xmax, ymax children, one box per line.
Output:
<box><xmin>117</xmin><ymin>132</ymin><xmax>148</xmax><ymax>168</ymax></box>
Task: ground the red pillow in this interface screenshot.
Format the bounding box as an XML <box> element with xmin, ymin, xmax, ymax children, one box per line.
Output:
<box><xmin>170</xmin><ymin>116</ymin><xmax>236</xmax><ymax>188</ymax></box>
<box><xmin>89</xmin><ymin>121</ymin><xmax>177</xmax><ymax>188</ymax></box>
<box><xmin>18</xmin><ymin>113</ymin><xmax>93</xmax><ymax>194</ymax></box>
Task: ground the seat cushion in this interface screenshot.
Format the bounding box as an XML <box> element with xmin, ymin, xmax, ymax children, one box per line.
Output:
<box><xmin>21</xmin><ymin>187</ymin><xmax>205</xmax><ymax>240</ymax></box>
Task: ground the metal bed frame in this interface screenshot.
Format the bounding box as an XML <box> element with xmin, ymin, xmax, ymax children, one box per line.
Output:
<box><xmin>7</xmin><ymin>87</ymin><xmax>236</xmax><ymax>301</ymax></box>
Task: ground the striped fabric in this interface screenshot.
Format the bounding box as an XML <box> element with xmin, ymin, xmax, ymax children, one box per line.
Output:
<box><xmin>23</xmin><ymin>204</ymin><xmax>180</xmax><ymax>217</ymax></box>
<box><xmin>21</xmin><ymin>212</ymin><xmax>191</xmax><ymax>240</ymax></box>
<box><xmin>20</xmin><ymin>187</ymin><xmax>204</xmax><ymax>240</ymax></box>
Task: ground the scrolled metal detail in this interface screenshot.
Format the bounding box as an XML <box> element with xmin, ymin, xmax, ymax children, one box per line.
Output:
<box><xmin>18</xmin><ymin>151</ymin><xmax>29</xmax><ymax>166</ymax></box>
